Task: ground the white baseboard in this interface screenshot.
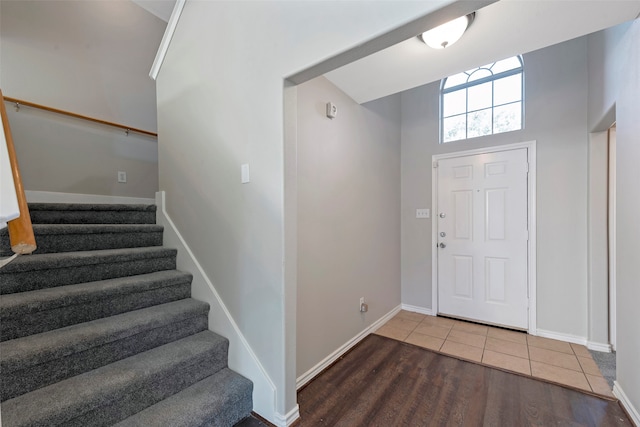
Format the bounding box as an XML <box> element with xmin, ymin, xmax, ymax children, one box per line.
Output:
<box><xmin>25</xmin><ymin>190</ymin><xmax>155</xmax><ymax>205</ymax></box>
<box><xmin>273</xmin><ymin>405</ymin><xmax>300</xmax><ymax>427</ymax></box>
<box><xmin>613</xmin><ymin>381</ymin><xmax>640</xmax><ymax>426</ymax></box>
<box><xmin>296</xmin><ymin>304</ymin><xmax>402</xmax><ymax>390</ymax></box>
<box><xmin>536</xmin><ymin>331</ymin><xmax>612</xmax><ymax>353</ymax></box>
<box><xmin>401</xmin><ymin>304</ymin><xmax>434</xmax><ymax>316</ymax></box>
<box><xmin>155</xmin><ymin>191</ymin><xmax>278</xmax><ymax>424</ymax></box>
<box><xmin>535</xmin><ymin>329</ymin><xmax>587</xmax><ymax>346</ymax></box>
<box><xmin>586</xmin><ymin>341</ymin><xmax>612</xmax><ymax>353</ymax></box>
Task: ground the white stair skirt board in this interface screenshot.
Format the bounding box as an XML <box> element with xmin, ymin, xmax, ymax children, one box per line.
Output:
<box><xmin>296</xmin><ymin>305</ymin><xmax>402</xmax><ymax>391</ymax></box>
<box><xmin>614</xmin><ymin>382</ymin><xmax>640</xmax><ymax>426</ymax></box>
<box><xmin>155</xmin><ymin>191</ymin><xmax>279</xmax><ymax>425</ymax></box>
<box><xmin>401</xmin><ymin>304</ymin><xmax>434</xmax><ymax>316</ymax></box>
<box><xmin>26</xmin><ymin>190</ymin><xmax>155</xmax><ymax>206</ymax></box>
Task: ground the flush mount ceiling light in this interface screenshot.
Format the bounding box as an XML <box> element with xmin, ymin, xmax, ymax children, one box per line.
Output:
<box><xmin>420</xmin><ymin>12</ymin><xmax>475</xmax><ymax>49</ymax></box>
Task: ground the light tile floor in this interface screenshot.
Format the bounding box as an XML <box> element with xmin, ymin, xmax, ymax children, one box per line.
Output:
<box><xmin>374</xmin><ymin>310</ymin><xmax>613</xmax><ymax>398</ymax></box>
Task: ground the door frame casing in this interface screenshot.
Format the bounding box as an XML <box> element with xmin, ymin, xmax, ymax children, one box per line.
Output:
<box><xmin>431</xmin><ymin>140</ymin><xmax>537</xmax><ymax>335</ymax></box>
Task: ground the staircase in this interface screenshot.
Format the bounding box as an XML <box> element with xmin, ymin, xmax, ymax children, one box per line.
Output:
<box><xmin>0</xmin><ymin>203</ymin><xmax>253</xmax><ymax>426</ymax></box>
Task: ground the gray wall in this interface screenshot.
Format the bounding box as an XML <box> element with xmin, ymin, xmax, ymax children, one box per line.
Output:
<box><xmin>155</xmin><ymin>1</ymin><xmax>440</xmax><ymax>419</ymax></box>
<box><xmin>0</xmin><ymin>0</ymin><xmax>162</xmax><ymax>198</ymax></box>
<box><xmin>589</xmin><ymin>19</ymin><xmax>640</xmax><ymax>417</ymax></box>
<box><xmin>5</xmin><ymin>107</ymin><xmax>158</xmax><ymax>198</ymax></box>
<box><xmin>614</xmin><ymin>21</ymin><xmax>640</xmax><ymax>418</ymax></box>
<box><xmin>297</xmin><ymin>77</ymin><xmax>401</xmax><ymax>378</ymax></box>
<box><xmin>586</xmin><ymin>21</ymin><xmax>632</xmax><ymax>132</ymax></box>
<box><xmin>400</xmin><ymin>37</ymin><xmax>590</xmax><ymax>338</ymax></box>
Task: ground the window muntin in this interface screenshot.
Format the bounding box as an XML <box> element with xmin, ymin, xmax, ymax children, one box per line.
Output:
<box><xmin>441</xmin><ymin>56</ymin><xmax>523</xmax><ymax>143</ymax></box>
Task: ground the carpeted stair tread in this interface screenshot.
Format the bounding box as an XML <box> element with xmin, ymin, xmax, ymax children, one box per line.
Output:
<box><xmin>0</xmin><ymin>224</ymin><xmax>164</xmax><ymax>256</ymax></box>
<box><xmin>0</xmin><ymin>201</ymin><xmax>254</xmax><ymax>425</ymax></box>
<box><xmin>8</xmin><ymin>223</ymin><xmax>163</xmax><ymax>234</ymax></box>
<box><xmin>0</xmin><ymin>270</ymin><xmax>193</xmax><ymax>340</ymax></box>
<box><xmin>115</xmin><ymin>368</ymin><xmax>253</xmax><ymax>427</ymax></box>
<box><xmin>1</xmin><ymin>330</ymin><xmax>229</xmax><ymax>427</ymax></box>
<box><xmin>29</xmin><ymin>203</ymin><xmax>156</xmax><ymax>212</ymax></box>
<box><xmin>1</xmin><ymin>270</ymin><xmax>192</xmax><ymax>317</ymax></box>
<box><xmin>1</xmin><ymin>299</ymin><xmax>211</xmax><ymax>400</ymax></box>
<box><xmin>28</xmin><ymin>203</ymin><xmax>157</xmax><ymax>225</ymax></box>
<box><xmin>0</xmin><ymin>247</ymin><xmax>177</xmax><ymax>294</ymax></box>
<box><xmin>1</xmin><ymin>298</ymin><xmax>209</xmax><ymax>371</ymax></box>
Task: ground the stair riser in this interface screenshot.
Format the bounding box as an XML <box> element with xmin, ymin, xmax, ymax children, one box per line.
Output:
<box><xmin>1</xmin><ymin>257</ymin><xmax>177</xmax><ymax>294</ymax></box>
<box><xmin>114</xmin><ymin>368</ymin><xmax>253</xmax><ymax>427</ymax></box>
<box><xmin>29</xmin><ymin>210</ymin><xmax>156</xmax><ymax>225</ymax></box>
<box><xmin>0</xmin><ymin>231</ymin><xmax>163</xmax><ymax>256</ymax></box>
<box><xmin>199</xmin><ymin>392</ymin><xmax>253</xmax><ymax>427</ymax></box>
<box><xmin>1</xmin><ymin>283</ymin><xmax>191</xmax><ymax>341</ymax></box>
<box><xmin>1</xmin><ymin>315</ymin><xmax>211</xmax><ymax>401</ymax></box>
<box><xmin>0</xmin><ymin>201</ymin><xmax>254</xmax><ymax>426</ymax></box>
<box><xmin>66</xmin><ymin>357</ymin><xmax>224</xmax><ymax>427</ymax></box>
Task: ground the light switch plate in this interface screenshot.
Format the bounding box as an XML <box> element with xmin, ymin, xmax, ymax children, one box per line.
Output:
<box><xmin>416</xmin><ymin>208</ymin><xmax>430</xmax><ymax>219</ymax></box>
<box><xmin>241</xmin><ymin>164</ymin><xmax>250</xmax><ymax>184</ymax></box>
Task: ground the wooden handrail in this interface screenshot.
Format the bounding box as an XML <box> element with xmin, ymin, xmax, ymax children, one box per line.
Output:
<box><xmin>3</xmin><ymin>96</ymin><xmax>158</xmax><ymax>138</ymax></box>
<box><xmin>1</xmin><ymin>89</ymin><xmax>37</xmax><ymax>255</ymax></box>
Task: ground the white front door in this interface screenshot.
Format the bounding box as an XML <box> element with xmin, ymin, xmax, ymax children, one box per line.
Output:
<box><xmin>436</xmin><ymin>148</ymin><xmax>529</xmax><ymax>329</ymax></box>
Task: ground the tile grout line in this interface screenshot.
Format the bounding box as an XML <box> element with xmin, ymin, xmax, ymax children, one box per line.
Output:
<box><xmin>388</xmin><ymin>311</ymin><xmax>610</xmax><ymax>396</ymax></box>
<box><xmin>526</xmin><ymin>338</ymin><xmax>532</xmax><ymax>377</ymax></box>
<box><xmin>570</xmin><ymin>343</ymin><xmax>594</xmax><ymax>393</ymax></box>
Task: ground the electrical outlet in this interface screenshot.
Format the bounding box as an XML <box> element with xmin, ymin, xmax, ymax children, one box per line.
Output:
<box><xmin>360</xmin><ymin>297</ymin><xmax>368</xmax><ymax>313</ymax></box>
<box><xmin>117</xmin><ymin>171</ymin><xmax>127</xmax><ymax>183</ymax></box>
<box><xmin>416</xmin><ymin>208</ymin><xmax>430</xmax><ymax>219</ymax></box>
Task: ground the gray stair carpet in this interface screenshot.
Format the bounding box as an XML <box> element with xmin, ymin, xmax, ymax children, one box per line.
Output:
<box><xmin>0</xmin><ymin>246</ymin><xmax>178</xmax><ymax>294</ymax></box>
<box><xmin>28</xmin><ymin>203</ymin><xmax>157</xmax><ymax>224</ymax></box>
<box><xmin>0</xmin><ymin>202</ymin><xmax>252</xmax><ymax>426</ymax></box>
<box><xmin>0</xmin><ymin>224</ymin><xmax>164</xmax><ymax>256</ymax></box>
<box><xmin>1</xmin><ymin>270</ymin><xmax>193</xmax><ymax>340</ymax></box>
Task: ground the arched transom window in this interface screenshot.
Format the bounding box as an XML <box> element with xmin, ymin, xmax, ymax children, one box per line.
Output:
<box><xmin>441</xmin><ymin>55</ymin><xmax>524</xmax><ymax>143</ymax></box>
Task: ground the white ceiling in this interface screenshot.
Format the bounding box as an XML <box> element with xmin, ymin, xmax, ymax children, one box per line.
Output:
<box><xmin>325</xmin><ymin>0</ymin><xmax>640</xmax><ymax>104</ymax></box>
<box><xmin>131</xmin><ymin>0</ymin><xmax>176</xmax><ymax>22</ymax></box>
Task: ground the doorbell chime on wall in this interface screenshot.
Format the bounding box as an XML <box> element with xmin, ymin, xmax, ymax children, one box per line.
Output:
<box><xmin>326</xmin><ymin>102</ymin><xmax>337</xmax><ymax>119</ymax></box>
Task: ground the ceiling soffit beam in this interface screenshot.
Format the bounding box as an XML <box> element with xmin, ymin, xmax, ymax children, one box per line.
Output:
<box><xmin>286</xmin><ymin>0</ymin><xmax>498</xmax><ymax>86</ymax></box>
<box><xmin>149</xmin><ymin>0</ymin><xmax>186</xmax><ymax>81</ymax></box>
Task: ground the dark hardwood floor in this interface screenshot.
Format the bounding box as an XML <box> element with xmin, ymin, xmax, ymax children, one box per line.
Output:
<box><xmin>296</xmin><ymin>334</ymin><xmax>632</xmax><ymax>426</ymax></box>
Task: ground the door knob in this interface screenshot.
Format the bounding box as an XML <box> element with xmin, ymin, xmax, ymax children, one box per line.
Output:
<box><xmin>440</xmin><ymin>232</ymin><xmax>446</xmax><ymax>237</ymax></box>
<box><xmin>439</xmin><ymin>213</ymin><xmax>446</xmax><ymax>218</ymax></box>
<box><xmin>439</xmin><ymin>242</ymin><xmax>446</xmax><ymax>249</ymax></box>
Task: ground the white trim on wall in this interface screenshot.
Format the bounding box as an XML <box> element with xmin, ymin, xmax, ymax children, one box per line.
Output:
<box><xmin>536</xmin><ymin>329</ymin><xmax>587</xmax><ymax>346</ymax></box>
<box><xmin>532</xmin><ymin>330</ymin><xmax>611</xmax><ymax>353</ymax></box>
<box><xmin>614</xmin><ymin>381</ymin><xmax>640</xmax><ymax>426</ymax></box>
<box><xmin>608</xmin><ymin>126</ymin><xmax>617</xmax><ymax>351</ymax></box>
<box><xmin>155</xmin><ymin>191</ymin><xmax>278</xmax><ymax>424</ymax></box>
<box><xmin>273</xmin><ymin>406</ymin><xmax>301</xmax><ymax>427</ymax></box>
<box><xmin>295</xmin><ymin>305</ymin><xmax>401</xmax><ymax>391</ymax></box>
<box><xmin>149</xmin><ymin>0</ymin><xmax>186</xmax><ymax>80</ymax></box>
<box><xmin>401</xmin><ymin>304</ymin><xmax>434</xmax><ymax>316</ymax></box>
<box><xmin>25</xmin><ymin>190</ymin><xmax>155</xmax><ymax>205</ymax></box>
<box><xmin>431</xmin><ymin>141</ymin><xmax>537</xmax><ymax>334</ymax></box>
<box><xmin>586</xmin><ymin>341</ymin><xmax>612</xmax><ymax>353</ymax></box>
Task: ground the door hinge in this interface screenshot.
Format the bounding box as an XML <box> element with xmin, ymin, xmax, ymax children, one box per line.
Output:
<box><xmin>525</xmin><ymin>162</ymin><xmax>530</xmax><ymax>173</ymax></box>
<box><xmin>433</xmin><ymin>161</ymin><xmax>439</xmax><ymax>169</ymax></box>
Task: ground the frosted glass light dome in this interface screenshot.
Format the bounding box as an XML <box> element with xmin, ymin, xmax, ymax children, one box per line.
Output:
<box><xmin>421</xmin><ymin>15</ymin><xmax>472</xmax><ymax>49</ymax></box>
